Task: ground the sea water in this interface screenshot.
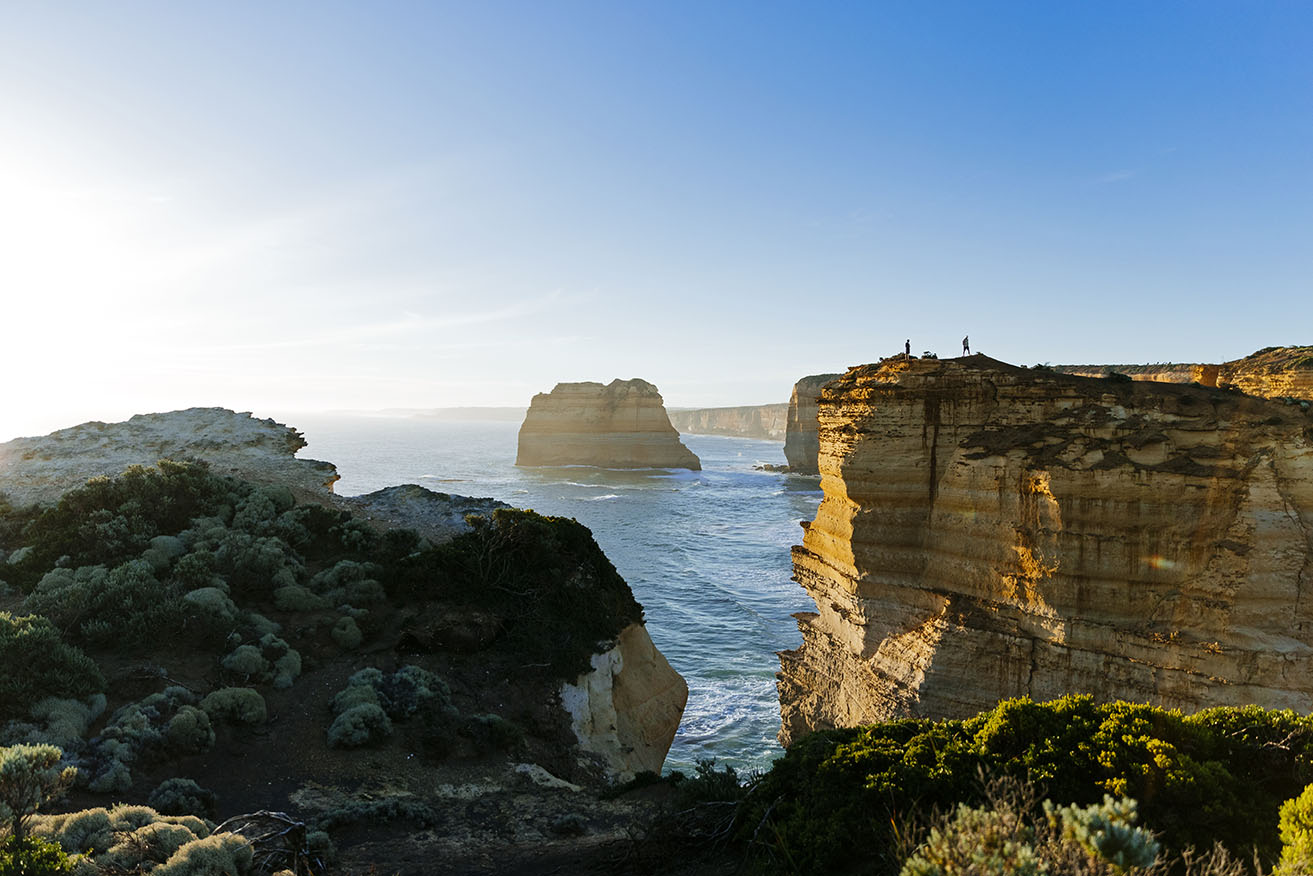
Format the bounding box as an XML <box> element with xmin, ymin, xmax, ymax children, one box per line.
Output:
<box><xmin>290</xmin><ymin>415</ymin><xmax>821</xmax><ymax>774</ymax></box>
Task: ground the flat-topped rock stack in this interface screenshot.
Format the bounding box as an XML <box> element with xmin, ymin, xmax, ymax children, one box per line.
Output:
<box><xmin>516</xmin><ymin>379</ymin><xmax>701</xmax><ymax>470</ymax></box>
<box><xmin>778</xmin><ymin>354</ymin><xmax>1313</xmax><ymax>745</ymax></box>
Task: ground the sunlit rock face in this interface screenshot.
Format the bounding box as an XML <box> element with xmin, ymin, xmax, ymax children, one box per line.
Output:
<box><xmin>1218</xmin><ymin>346</ymin><xmax>1313</xmax><ymax>401</ymax></box>
<box><xmin>516</xmin><ymin>379</ymin><xmax>701</xmax><ymax>470</ymax></box>
<box><xmin>669</xmin><ymin>404</ymin><xmax>788</xmax><ymax>441</ymax></box>
<box><xmin>1052</xmin><ymin>346</ymin><xmax>1313</xmax><ymax>401</ymax></box>
<box><xmin>560</xmin><ymin>623</ymin><xmax>689</xmax><ymax>781</ymax></box>
<box><xmin>0</xmin><ymin>407</ymin><xmax>340</xmax><ymax>507</ymax></box>
<box><xmin>783</xmin><ymin>373</ymin><xmax>842</xmax><ymax>475</ymax></box>
<box><xmin>778</xmin><ymin>355</ymin><xmax>1313</xmax><ymax>746</ymax></box>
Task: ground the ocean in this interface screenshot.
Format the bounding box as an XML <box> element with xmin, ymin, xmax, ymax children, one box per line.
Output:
<box><xmin>289</xmin><ymin>414</ymin><xmax>821</xmax><ymax>775</ymax></box>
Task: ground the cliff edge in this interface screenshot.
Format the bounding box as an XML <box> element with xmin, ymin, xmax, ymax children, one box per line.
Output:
<box><xmin>782</xmin><ymin>373</ymin><xmax>843</xmax><ymax>475</ymax></box>
<box><xmin>778</xmin><ymin>355</ymin><xmax>1313</xmax><ymax>745</ymax></box>
<box><xmin>516</xmin><ymin>379</ymin><xmax>701</xmax><ymax>470</ymax></box>
<box><xmin>668</xmin><ymin>404</ymin><xmax>788</xmax><ymax>441</ymax></box>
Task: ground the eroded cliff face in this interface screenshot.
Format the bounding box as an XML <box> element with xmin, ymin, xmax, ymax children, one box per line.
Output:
<box><xmin>516</xmin><ymin>379</ymin><xmax>701</xmax><ymax>470</ymax></box>
<box><xmin>783</xmin><ymin>374</ymin><xmax>842</xmax><ymax>475</ymax></box>
<box><xmin>668</xmin><ymin>404</ymin><xmax>789</xmax><ymax>441</ymax></box>
<box><xmin>778</xmin><ymin>355</ymin><xmax>1313</xmax><ymax>745</ymax></box>
<box><xmin>1218</xmin><ymin>346</ymin><xmax>1313</xmax><ymax>401</ymax></box>
<box><xmin>1052</xmin><ymin>346</ymin><xmax>1313</xmax><ymax>401</ymax></box>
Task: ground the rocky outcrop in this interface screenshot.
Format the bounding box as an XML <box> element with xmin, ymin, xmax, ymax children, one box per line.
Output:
<box><xmin>783</xmin><ymin>374</ymin><xmax>842</xmax><ymax>475</ymax></box>
<box><xmin>0</xmin><ymin>407</ymin><xmax>688</xmax><ymax>780</ymax></box>
<box><xmin>778</xmin><ymin>355</ymin><xmax>1313</xmax><ymax>746</ymax></box>
<box><xmin>1052</xmin><ymin>347</ymin><xmax>1313</xmax><ymax>401</ymax></box>
<box><xmin>668</xmin><ymin>404</ymin><xmax>789</xmax><ymax>441</ymax></box>
<box><xmin>560</xmin><ymin>624</ymin><xmax>689</xmax><ymax>780</ymax></box>
<box><xmin>0</xmin><ymin>408</ymin><xmax>340</xmax><ymax>507</ymax></box>
<box><xmin>516</xmin><ymin>379</ymin><xmax>701</xmax><ymax>470</ymax></box>
<box><xmin>1218</xmin><ymin>346</ymin><xmax>1313</xmax><ymax>401</ymax></box>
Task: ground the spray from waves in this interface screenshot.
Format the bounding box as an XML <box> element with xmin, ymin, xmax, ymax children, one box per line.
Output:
<box><xmin>583</xmin><ymin>494</ymin><xmax>621</xmax><ymax>501</ymax></box>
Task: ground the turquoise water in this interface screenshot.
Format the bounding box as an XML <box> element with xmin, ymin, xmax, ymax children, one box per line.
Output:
<box><xmin>290</xmin><ymin>415</ymin><xmax>821</xmax><ymax>774</ymax></box>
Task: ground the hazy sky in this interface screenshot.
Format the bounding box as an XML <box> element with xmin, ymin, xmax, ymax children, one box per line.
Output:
<box><xmin>2</xmin><ymin>1</ymin><xmax>1310</xmax><ymax>440</ymax></box>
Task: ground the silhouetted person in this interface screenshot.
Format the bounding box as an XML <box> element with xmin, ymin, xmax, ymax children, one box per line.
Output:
<box><xmin>962</xmin><ymin>335</ymin><xmax>970</xmax><ymax>356</ymax></box>
<box><xmin>905</xmin><ymin>339</ymin><xmax>911</xmax><ymax>358</ymax></box>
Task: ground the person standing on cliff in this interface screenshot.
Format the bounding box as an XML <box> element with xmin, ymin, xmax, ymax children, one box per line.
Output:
<box><xmin>905</xmin><ymin>339</ymin><xmax>911</xmax><ymax>358</ymax></box>
<box><xmin>962</xmin><ymin>335</ymin><xmax>970</xmax><ymax>356</ymax></box>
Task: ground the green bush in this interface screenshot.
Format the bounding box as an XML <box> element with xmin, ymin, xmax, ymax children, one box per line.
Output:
<box><xmin>25</xmin><ymin>560</ymin><xmax>185</xmax><ymax>650</ymax></box>
<box><xmin>148</xmin><ymin>778</ymin><xmax>217</xmax><ymax>819</ymax></box>
<box><xmin>9</xmin><ymin>462</ymin><xmax>246</xmax><ymax>586</ymax></box>
<box><xmin>389</xmin><ymin>509</ymin><xmax>643</xmax><ymax>676</ymax></box>
<box><xmin>461</xmin><ymin>714</ymin><xmax>523</xmax><ymax>754</ymax></box>
<box><xmin>1275</xmin><ymin>783</ymin><xmax>1313</xmax><ymax>875</ymax></box>
<box><xmin>151</xmin><ymin>833</ymin><xmax>251</xmax><ymax>876</ymax></box>
<box><xmin>83</xmin><ymin>688</ymin><xmax>212</xmax><ymax>793</ymax></box>
<box><xmin>0</xmin><ymin>835</ymin><xmax>74</xmax><ymax>876</ymax></box>
<box><xmin>0</xmin><ymin>616</ymin><xmax>103</xmax><ymax>725</ymax></box>
<box><xmin>326</xmin><ymin>705</ymin><xmax>392</xmax><ymax>749</ymax></box>
<box><xmin>199</xmin><ymin>688</ymin><xmax>266</xmax><ymax>726</ymax></box>
<box><xmin>745</xmin><ymin>696</ymin><xmax>1313</xmax><ymax>874</ymax></box>
<box><xmin>0</xmin><ymin>744</ymin><xmax>77</xmax><ymax>841</ymax></box>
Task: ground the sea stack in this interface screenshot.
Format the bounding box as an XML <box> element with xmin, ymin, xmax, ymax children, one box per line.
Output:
<box><xmin>516</xmin><ymin>379</ymin><xmax>701</xmax><ymax>470</ymax></box>
<box><xmin>782</xmin><ymin>373</ymin><xmax>842</xmax><ymax>475</ymax></box>
<box><xmin>777</xmin><ymin>354</ymin><xmax>1313</xmax><ymax>746</ymax></box>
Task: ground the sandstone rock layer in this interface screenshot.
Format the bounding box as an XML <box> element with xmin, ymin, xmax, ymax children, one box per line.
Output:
<box><xmin>516</xmin><ymin>379</ymin><xmax>701</xmax><ymax>470</ymax></box>
<box><xmin>1053</xmin><ymin>346</ymin><xmax>1313</xmax><ymax>400</ymax></box>
<box><xmin>778</xmin><ymin>355</ymin><xmax>1313</xmax><ymax>745</ymax></box>
<box><xmin>783</xmin><ymin>373</ymin><xmax>843</xmax><ymax>475</ymax></box>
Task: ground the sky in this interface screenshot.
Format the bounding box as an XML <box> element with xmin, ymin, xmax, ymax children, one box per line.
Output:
<box><xmin>1</xmin><ymin>1</ymin><xmax>1310</xmax><ymax>440</ymax></box>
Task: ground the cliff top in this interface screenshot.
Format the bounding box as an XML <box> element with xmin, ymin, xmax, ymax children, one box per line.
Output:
<box><xmin>0</xmin><ymin>407</ymin><xmax>340</xmax><ymax>507</ymax></box>
<box><xmin>539</xmin><ymin>378</ymin><xmax>663</xmax><ymax>399</ymax></box>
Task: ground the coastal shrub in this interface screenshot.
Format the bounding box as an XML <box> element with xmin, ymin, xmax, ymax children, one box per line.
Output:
<box><xmin>1044</xmin><ymin>796</ymin><xmax>1159</xmax><ymax>871</ymax></box>
<box><xmin>219</xmin><ymin>635</ymin><xmax>299</xmax><ymax>689</ymax></box>
<box><xmin>1</xmin><ymin>696</ymin><xmax>107</xmax><ymax>752</ymax></box>
<box><xmin>0</xmin><ymin>835</ymin><xmax>74</xmax><ymax>875</ymax></box>
<box><xmin>326</xmin><ymin>705</ymin><xmax>392</xmax><ymax>749</ymax></box>
<box><xmin>199</xmin><ymin>688</ymin><xmax>266</xmax><ymax>726</ymax></box>
<box><xmin>11</xmin><ymin>462</ymin><xmax>246</xmax><ymax>581</ymax></box>
<box><xmin>744</xmin><ymin>696</ymin><xmax>1313</xmax><ymax>874</ymax></box>
<box><xmin>391</xmin><ymin>509</ymin><xmax>643</xmax><ymax>676</ymax></box>
<box><xmin>149</xmin><ymin>778</ymin><xmax>217</xmax><ymax>819</ymax></box>
<box><xmin>272</xmin><ymin>584</ymin><xmax>327</xmax><ymax>612</ymax></box>
<box><xmin>0</xmin><ymin>744</ymin><xmax>77</xmax><ymax>840</ymax></box>
<box><xmin>82</xmin><ymin>688</ymin><xmax>211</xmax><ymax>793</ymax></box>
<box><xmin>330</xmin><ymin>616</ymin><xmax>362</xmax><ymax>649</ymax></box>
<box><xmin>28</xmin><ymin>804</ymin><xmax>211</xmax><ymax>867</ymax></box>
<box><xmin>1274</xmin><ymin>783</ymin><xmax>1313</xmax><ymax>876</ymax></box>
<box><xmin>213</xmin><ymin>532</ymin><xmax>299</xmax><ymax>597</ymax></box>
<box><xmin>150</xmin><ymin>832</ymin><xmax>252</xmax><ymax>876</ymax></box>
<box><xmin>181</xmin><ymin>586</ymin><xmax>238</xmax><ymax>632</ymax></box>
<box><xmin>0</xmin><ymin>615</ymin><xmax>104</xmax><ymax>723</ymax></box>
<box><xmin>26</xmin><ymin>560</ymin><xmax>185</xmax><ymax>649</ymax></box>
<box><xmin>461</xmin><ymin>714</ymin><xmax>523</xmax><ymax>754</ymax></box>
<box><xmin>312</xmin><ymin>797</ymin><xmax>438</xmax><ymax>832</ymax></box>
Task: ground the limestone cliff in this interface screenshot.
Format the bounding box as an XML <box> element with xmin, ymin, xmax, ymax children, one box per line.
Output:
<box><xmin>668</xmin><ymin>404</ymin><xmax>789</xmax><ymax>441</ymax></box>
<box><xmin>1052</xmin><ymin>346</ymin><xmax>1313</xmax><ymax>401</ymax></box>
<box><xmin>782</xmin><ymin>374</ymin><xmax>842</xmax><ymax>475</ymax></box>
<box><xmin>778</xmin><ymin>355</ymin><xmax>1313</xmax><ymax>745</ymax></box>
<box><xmin>1218</xmin><ymin>346</ymin><xmax>1313</xmax><ymax>401</ymax></box>
<box><xmin>516</xmin><ymin>379</ymin><xmax>701</xmax><ymax>470</ymax></box>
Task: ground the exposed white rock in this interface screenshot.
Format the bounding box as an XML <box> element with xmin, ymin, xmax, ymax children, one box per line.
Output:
<box><xmin>560</xmin><ymin>623</ymin><xmax>688</xmax><ymax>781</ymax></box>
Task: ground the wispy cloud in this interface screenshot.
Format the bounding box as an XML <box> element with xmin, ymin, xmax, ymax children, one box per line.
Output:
<box><xmin>1095</xmin><ymin>169</ymin><xmax>1137</xmax><ymax>184</ymax></box>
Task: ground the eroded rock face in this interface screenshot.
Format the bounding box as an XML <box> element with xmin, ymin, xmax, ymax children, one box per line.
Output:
<box><xmin>559</xmin><ymin>623</ymin><xmax>689</xmax><ymax>780</ymax></box>
<box><xmin>782</xmin><ymin>374</ymin><xmax>842</xmax><ymax>475</ymax></box>
<box><xmin>668</xmin><ymin>404</ymin><xmax>789</xmax><ymax>441</ymax></box>
<box><xmin>778</xmin><ymin>356</ymin><xmax>1313</xmax><ymax>746</ymax></box>
<box><xmin>0</xmin><ymin>408</ymin><xmax>340</xmax><ymax>507</ymax></box>
<box><xmin>1052</xmin><ymin>346</ymin><xmax>1313</xmax><ymax>400</ymax></box>
<box><xmin>1218</xmin><ymin>346</ymin><xmax>1313</xmax><ymax>401</ymax></box>
<box><xmin>516</xmin><ymin>379</ymin><xmax>701</xmax><ymax>470</ymax></box>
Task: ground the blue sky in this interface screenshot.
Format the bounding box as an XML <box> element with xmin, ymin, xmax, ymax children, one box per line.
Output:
<box><xmin>1</xmin><ymin>1</ymin><xmax>1309</xmax><ymax>438</ymax></box>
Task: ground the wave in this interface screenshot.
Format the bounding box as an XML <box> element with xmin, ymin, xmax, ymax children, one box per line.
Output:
<box><xmin>583</xmin><ymin>494</ymin><xmax>621</xmax><ymax>501</ymax></box>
